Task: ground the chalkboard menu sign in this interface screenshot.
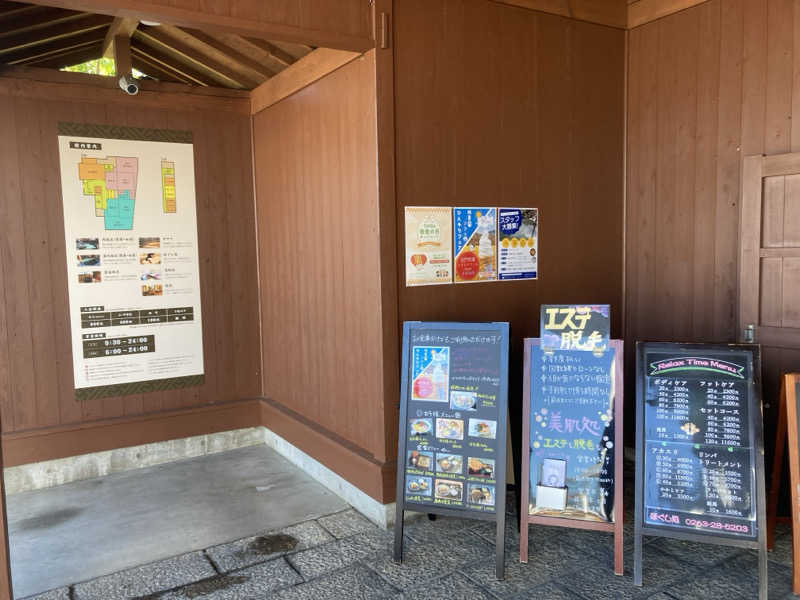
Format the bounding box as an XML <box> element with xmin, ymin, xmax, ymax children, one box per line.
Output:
<box><xmin>394</xmin><ymin>322</ymin><xmax>509</xmax><ymax>579</ymax></box>
<box><xmin>634</xmin><ymin>343</ymin><xmax>767</xmax><ymax>598</ymax></box>
<box><xmin>520</xmin><ymin>338</ymin><xmax>624</xmax><ymax>575</ymax></box>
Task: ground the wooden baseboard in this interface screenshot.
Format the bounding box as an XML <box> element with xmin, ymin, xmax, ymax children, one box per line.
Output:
<box><xmin>1</xmin><ymin>399</ymin><xmax>262</xmax><ymax>467</ymax></box>
<box><xmin>260</xmin><ymin>398</ymin><xmax>396</xmax><ymax>503</ymax></box>
<box><xmin>1</xmin><ymin>397</ymin><xmax>398</xmax><ymax>502</ymax></box>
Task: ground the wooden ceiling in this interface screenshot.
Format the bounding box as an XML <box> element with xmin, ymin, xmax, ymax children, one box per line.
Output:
<box><xmin>0</xmin><ymin>0</ymin><xmax>313</xmax><ymax>89</ymax></box>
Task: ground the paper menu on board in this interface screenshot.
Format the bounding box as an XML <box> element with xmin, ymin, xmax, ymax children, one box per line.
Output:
<box><xmin>404</xmin><ymin>207</ymin><xmax>453</xmax><ymax>286</ymax></box>
<box><xmin>403</xmin><ymin>327</ymin><xmax>505</xmax><ymax>513</ymax></box>
<box><xmin>641</xmin><ymin>350</ymin><xmax>757</xmax><ymax>538</ymax></box>
<box><xmin>453</xmin><ymin>207</ymin><xmax>497</xmax><ymax>283</ymax></box>
<box><xmin>497</xmin><ymin>208</ymin><xmax>538</xmax><ymax>280</ymax></box>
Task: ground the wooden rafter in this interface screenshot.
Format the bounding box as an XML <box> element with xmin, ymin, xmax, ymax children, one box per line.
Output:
<box><xmin>3</xmin><ymin>28</ymin><xmax>104</xmax><ymax>64</ymax></box>
<box><xmin>0</xmin><ymin>5</ymin><xmax>83</xmax><ymax>35</ymax></box>
<box><xmin>0</xmin><ymin>13</ymin><xmax>112</xmax><ymax>56</ymax></box>
<box><xmin>130</xmin><ymin>42</ymin><xmax>215</xmax><ymax>87</ymax></box>
<box><xmin>131</xmin><ymin>55</ymin><xmax>189</xmax><ymax>84</ymax></box>
<box><xmin>181</xmin><ymin>29</ymin><xmax>277</xmax><ymax>79</ymax></box>
<box><xmin>244</xmin><ymin>37</ymin><xmax>294</xmax><ymax>68</ymax></box>
<box><xmin>134</xmin><ymin>25</ymin><xmax>255</xmax><ymax>89</ymax></box>
<box><xmin>101</xmin><ymin>15</ymin><xmax>137</xmax><ymax>57</ymax></box>
<box><xmin>154</xmin><ymin>24</ymin><xmax>267</xmax><ymax>85</ymax></box>
<box><xmin>268</xmin><ymin>40</ymin><xmax>312</xmax><ymax>61</ymax></box>
<box><xmin>26</xmin><ymin>41</ymin><xmax>101</xmax><ymax>69</ymax></box>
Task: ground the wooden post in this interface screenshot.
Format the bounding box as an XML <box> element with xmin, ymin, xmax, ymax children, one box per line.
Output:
<box><xmin>0</xmin><ymin>433</ymin><xmax>13</xmax><ymax>599</ymax></box>
<box><xmin>782</xmin><ymin>374</ymin><xmax>800</xmax><ymax>594</ymax></box>
<box><xmin>766</xmin><ymin>378</ymin><xmax>788</xmax><ymax>550</ymax></box>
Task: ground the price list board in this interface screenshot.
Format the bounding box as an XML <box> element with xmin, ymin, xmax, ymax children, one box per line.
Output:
<box><xmin>633</xmin><ymin>343</ymin><xmax>767</xmax><ymax>597</ymax></box>
<box><xmin>393</xmin><ymin>322</ymin><xmax>509</xmax><ymax>580</ymax></box>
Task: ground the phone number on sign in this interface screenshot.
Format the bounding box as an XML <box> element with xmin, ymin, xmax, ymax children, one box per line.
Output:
<box><xmin>649</xmin><ymin>512</ymin><xmax>750</xmax><ymax>534</ymax></box>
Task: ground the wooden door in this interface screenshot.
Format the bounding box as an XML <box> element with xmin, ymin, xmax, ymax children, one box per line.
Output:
<box><xmin>740</xmin><ymin>154</ymin><xmax>800</xmax><ymax>492</ymax></box>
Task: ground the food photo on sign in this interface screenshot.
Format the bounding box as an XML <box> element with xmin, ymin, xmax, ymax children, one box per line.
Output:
<box><xmin>453</xmin><ymin>207</ymin><xmax>497</xmax><ymax>283</ymax></box>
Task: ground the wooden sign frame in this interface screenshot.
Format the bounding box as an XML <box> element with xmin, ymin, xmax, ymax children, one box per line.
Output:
<box><xmin>393</xmin><ymin>321</ymin><xmax>510</xmax><ymax>580</ymax></box>
<box><xmin>633</xmin><ymin>342</ymin><xmax>767</xmax><ymax>599</ymax></box>
<box><xmin>766</xmin><ymin>373</ymin><xmax>800</xmax><ymax>594</ymax></box>
<box><xmin>519</xmin><ymin>338</ymin><xmax>624</xmax><ymax>575</ymax></box>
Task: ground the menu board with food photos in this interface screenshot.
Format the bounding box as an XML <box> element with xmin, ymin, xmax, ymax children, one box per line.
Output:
<box><xmin>394</xmin><ymin>321</ymin><xmax>509</xmax><ymax>579</ymax></box>
<box><xmin>633</xmin><ymin>343</ymin><xmax>767</xmax><ymax>598</ymax></box>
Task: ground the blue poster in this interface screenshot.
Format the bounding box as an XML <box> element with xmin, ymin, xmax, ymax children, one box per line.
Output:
<box><xmin>411</xmin><ymin>346</ymin><xmax>450</xmax><ymax>402</ymax></box>
<box><xmin>453</xmin><ymin>208</ymin><xmax>497</xmax><ymax>283</ymax></box>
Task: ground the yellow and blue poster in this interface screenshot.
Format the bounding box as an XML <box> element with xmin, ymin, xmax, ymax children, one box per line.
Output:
<box><xmin>453</xmin><ymin>208</ymin><xmax>497</xmax><ymax>283</ymax></box>
<box><xmin>498</xmin><ymin>208</ymin><xmax>538</xmax><ymax>280</ymax></box>
<box><xmin>411</xmin><ymin>346</ymin><xmax>450</xmax><ymax>402</ymax></box>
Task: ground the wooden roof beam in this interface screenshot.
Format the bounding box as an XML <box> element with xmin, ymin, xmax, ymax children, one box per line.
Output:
<box><xmin>3</xmin><ymin>29</ymin><xmax>105</xmax><ymax>65</ymax></box>
<box><xmin>250</xmin><ymin>48</ymin><xmax>360</xmax><ymax>115</ymax></box>
<box><xmin>181</xmin><ymin>29</ymin><xmax>277</xmax><ymax>79</ymax></box>
<box><xmin>268</xmin><ymin>40</ymin><xmax>312</xmax><ymax>61</ymax></box>
<box><xmin>131</xmin><ymin>55</ymin><xmax>190</xmax><ymax>84</ymax></box>
<box><xmin>244</xmin><ymin>37</ymin><xmax>294</xmax><ymax>68</ymax></box>
<box><xmin>101</xmin><ymin>16</ymin><xmax>138</xmax><ymax>58</ymax></box>
<box><xmin>0</xmin><ymin>6</ymin><xmax>85</xmax><ymax>36</ymax></box>
<box><xmin>134</xmin><ymin>26</ymin><xmax>256</xmax><ymax>89</ymax></box>
<box><xmin>26</xmin><ymin>42</ymin><xmax>102</xmax><ymax>69</ymax></box>
<box><xmin>130</xmin><ymin>43</ymin><xmax>216</xmax><ymax>87</ymax></box>
<box><xmin>0</xmin><ymin>13</ymin><xmax>112</xmax><ymax>56</ymax></box>
<box><xmin>153</xmin><ymin>24</ymin><xmax>268</xmax><ymax>85</ymax></box>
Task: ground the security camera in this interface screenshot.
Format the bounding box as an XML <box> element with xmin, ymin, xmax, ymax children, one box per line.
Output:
<box><xmin>119</xmin><ymin>75</ymin><xmax>138</xmax><ymax>95</ymax></box>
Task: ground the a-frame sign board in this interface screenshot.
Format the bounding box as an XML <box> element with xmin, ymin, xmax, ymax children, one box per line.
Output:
<box><xmin>520</xmin><ymin>338</ymin><xmax>624</xmax><ymax>575</ymax></box>
<box><xmin>634</xmin><ymin>343</ymin><xmax>767</xmax><ymax>599</ymax></box>
<box><xmin>766</xmin><ymin>372</ymin><xmax>800</xmax><ymax>595</ymax></box>
<box><xmin>393</xmin><ymin>322</ymin><xmax>509</xmax><ymax>580</ymax></box>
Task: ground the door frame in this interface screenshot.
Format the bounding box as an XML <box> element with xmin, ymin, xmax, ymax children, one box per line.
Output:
<box><xmin>739</xmin><ymin>152</ymin><xmax>800</xmax><ymax>346</ymax></box>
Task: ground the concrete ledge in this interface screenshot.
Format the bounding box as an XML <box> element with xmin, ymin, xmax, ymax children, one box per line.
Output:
<box><xmin>261</xmin><ymin>427</ymin><xmax>397</xmax><ymax>529</ymax></box>
<box><xmin>4</xmin><ymin>427</ymin><xmax>263</xmax><ymax>495</ymax></box>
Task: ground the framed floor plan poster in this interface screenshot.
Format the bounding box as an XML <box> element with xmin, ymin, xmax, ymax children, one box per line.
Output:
<box><xmin>57</xmin><ymin>123</ymin><xmax>204</xmax><ymax>400</ymax></box>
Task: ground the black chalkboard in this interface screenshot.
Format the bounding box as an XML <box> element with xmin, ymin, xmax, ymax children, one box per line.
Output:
<box><xmin>633</xmin><ymin>343</ymin><xmax>767</xmax><ymax>598</ymax></box>
<box><xmin>393</xmin><ymin>321</ymin><xmax>509</xmax><ymax>579</ymax></box>
<box><xmin>520</xmin><ymin>339</ymin><xmax>624</xmax><ymax>575</ymax></box>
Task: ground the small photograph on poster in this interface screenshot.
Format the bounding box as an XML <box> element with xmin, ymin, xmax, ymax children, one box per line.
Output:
<box><xmin>76</xmin><ymin>237</ymin><xmax>99</xmax><ymax>250</ymax></box>
<box><xmin>142</xmin><ymin>283</ymin><xmax>163</xmax><ymax>296</ymax></box>
<box><xmin>406</xmin><ymin>475</ymin><xmax>432</xmax><ymax>496</ymax></box>
<box><xmin>497</xmin><ymin>208</ymin><xmax>538</xmax><ymax>280</ymax></box>
<box><xmin>407</xmin><ymin>450</ymin><xmax>434</xmax><ymax>470</ymax></box>
<box><xmin>450</xmin><ymin>390</ymin><xmax>477</xmax><ymax>411</ymax></box>
<box><xmin>434</xmin><ymin>479</ymin><xmax>463</xmax><ymax>501</ymax></box>
<box><xmin>436</xmin><ymin>418</ymin><xmax>464</xmax><ymax>440</ymax></box>
<box><xmin>435</xmin><ymin>453</ymin><xmax>463</xmax><ymax>475</ymax></box>
<box><xmin>453</xmin><ymin>207</ymin><xmax>497</xmax><ymax>283</ymax></box>
<box><xmin>78</xmin><ymin>271</ymin><xmax>102</xmax><ymax>284</ymax></box>
<box><xmin>409</xmin><ymin>418</ymin><xmax>433</xmax><ymax>436</ymax></box>
<box><xmin>467</xmin><ymin>457</ymin><xmax>495</xmax><ymax>478</ymax></box>
<box><xmin>468</xmin><ymin>418</ymin><xmax>497</xmax><ymax>439</ymax></box>
<box><xmin>77</xmin><ymin>254</ymin><xmax>100</xmax><ymax>267</ymax></box>
<box><xmin>140</xmin><ymin>271</ymin><xmax>162</xmax><ymax>281</ymax></box>
<box><xmin>139</xmin><ymin>236</ymin><xmax>161</xmax><ymax>249</ymax></box>
<box><xmin>411</xmin><ymin>346</ymin><xmax>450</xmax><ymax>402</ymax></box>
<box><xmin>139</xmin><ymin>252</ymin><xmax>162</xmax><ymax>265</ymax></box>
<box><xmin>467</xmin><ymin>484</ymin><xmax>495</xmax><ymax>506</ymax></box>
<box><xmin>404</xmin><ymin>207</ymin><xmax>453</xmax><ymax>286</ymax></box>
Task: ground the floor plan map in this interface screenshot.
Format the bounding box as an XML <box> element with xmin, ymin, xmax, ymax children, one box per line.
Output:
<box><xmin>78</xmin><ymin>155</ymin><xmax>139</xmax><ymax>230</ymax></box>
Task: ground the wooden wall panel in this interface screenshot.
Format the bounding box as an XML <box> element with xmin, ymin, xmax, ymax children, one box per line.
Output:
<box><xmin>0</xmin><ymin>72</ymin><xmax>261</xmax><ymax>439</ymax></box>
<box><xmin>394</xmin><ymin>0</ymin><xmax>625</xmax><ymax>338</ymax></box>
<box><xmin>253</xmin><ymin>53</ymin><xmax>385</xmax><ymax>461</ymax></box>
<box><xmin>394</xmin><ymin>0</ymin><xmax>625</xmax><ymax>480</ymax></box>
<box><xmin>626</xmin><ymin>0</ymin><xmax>800</xmax><ymax>346</ymax></box>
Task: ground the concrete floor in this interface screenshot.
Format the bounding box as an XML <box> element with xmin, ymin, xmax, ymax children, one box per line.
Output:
<box><xmin>6</xmin><ymin>445</ymin><xmax>348</xmax><ymax>599</ymax></box>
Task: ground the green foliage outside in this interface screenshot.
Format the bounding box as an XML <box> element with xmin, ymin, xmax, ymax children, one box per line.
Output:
<box><xmin>61</xmin><ymin>58</ymin><xmax>145</xmax><ymax>78</ymax></box>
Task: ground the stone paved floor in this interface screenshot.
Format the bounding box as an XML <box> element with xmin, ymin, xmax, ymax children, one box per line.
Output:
<box><xmin>21</xmin><ymin>496</ymin><xmax>797</xmax><ymax>600</ymax></box>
